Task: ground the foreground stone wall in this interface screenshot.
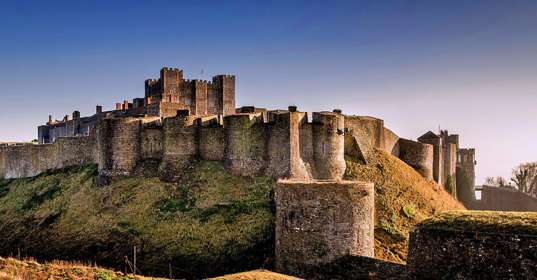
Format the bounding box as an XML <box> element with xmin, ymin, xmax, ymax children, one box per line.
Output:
<box><xmin>408</xmin><ymin>211</ymin><xmax>537</xmax><ymax>279</ymax></box>
<box><xmin>275</xmin><ymin>179</ymin><xmax>374</xmax><ymax>276</ymax></box>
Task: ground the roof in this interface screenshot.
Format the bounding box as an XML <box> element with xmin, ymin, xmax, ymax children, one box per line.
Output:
<box><xmin>417</xmin><ymin>131</ymin><xmax>439</xmax><ymax>141</ymax></box>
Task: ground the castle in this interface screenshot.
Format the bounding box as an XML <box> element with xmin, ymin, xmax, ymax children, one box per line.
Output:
<box><xmin>37</xmin><ymin>67</ymin><xmax>235</xmax><ymax>144</ymax></box>
<box><xmin>0</xmin><ymin>66</ymin><xmax>480</xmax><ymax>275</ymax></box>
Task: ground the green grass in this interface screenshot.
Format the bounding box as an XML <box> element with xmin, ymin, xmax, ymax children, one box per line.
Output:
<box><xmin>0</xmin><ymin>162</ymin><xmax>275</xmax><ymax>279</ymax></box>
<box><xmin>417</xmin><ymin>210</ymin><xmax>537</xmax><ymax>235</ymax></box>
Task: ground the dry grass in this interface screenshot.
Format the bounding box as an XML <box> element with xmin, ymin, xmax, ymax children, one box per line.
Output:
<box><xmin>345</xmin><ymin>149</ymin><xmax>465</xmax><ymax>263</ymax></box>
<box><xmin>210</xmin><ymin>269</ymin><xmax>301</xmax><ymax>280</ymax></box>
<box><xmin>0</xmin><ymin>257</ymin><xmax>164</xmax><ymax>280</ymax></box>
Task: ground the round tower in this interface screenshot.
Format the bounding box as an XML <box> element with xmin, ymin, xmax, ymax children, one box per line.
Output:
<box><xmin>223</xmin><ymin>113</ymin><xmax>266</xmax><ymax>176</ymax></box>
<box><xmin>312</xmin><ymin>112</ymin><xmax>346</xmax><ymax>180</ymax></box>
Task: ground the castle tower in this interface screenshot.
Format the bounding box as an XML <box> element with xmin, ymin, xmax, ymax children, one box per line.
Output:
<box><xmin>160</xmin><ymin>67</ymin><xmax>183</xmax><ymax>103</ymax></box>
<box><xmin>159</xmin><ymin>110</ymin><xmax>199</xmax><ymax>181</ymax></box>
<box><xmin>275</xmin><ymin>180</ymin><xmax>374</xmax><ymax>275</ymax></box>
<box><xmin>456</xmin><ymin>148</ymin><xmax>476</xmax><ymax>208</ymax></box>
<box><xmin>223</xmin><ymin>113</ymin><xmax>266</xmax><ymax>176</ymax></box>
<box><xmin>212</xmin><ymin>75</ymin><xmax>236</xmax><ymax>116</ymax></box>
<box><xmin>265</xmin><ymin>107</ymin><xmax>311</xmax><ymax>179</ymax></box>
<box><xmin>311</xmin><ymin>111</ymin><xmax>346</xmax><ymax>180</ymax></box>
<box><xmin>96</xmin><ymin>117</ymin><xmax>142</xmax><ymax>185</ymax></box>
<box><xmin>418</xmin><ymin>131</ymin><xmax>443</xmax><ymax>184</ymax></box>
<box><xmin>441</xmin><ymin>130</ymin><xmax>459</xmax><ymax>186</ymax></box>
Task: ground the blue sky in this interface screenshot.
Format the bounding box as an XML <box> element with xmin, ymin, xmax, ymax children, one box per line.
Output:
<box><xmin>1</xmin><ymin>0</ymin><xmax>537</xmax><ymax>184</ymax></box>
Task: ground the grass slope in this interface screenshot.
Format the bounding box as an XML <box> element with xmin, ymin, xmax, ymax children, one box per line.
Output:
<box><xmin>210</xmin><ymin>269</ymin><xmax>302</xmax><ymax>280</ymax></box>
<box><xmin>0</xmin><ymin>257</ymin><xmax>168</xmax><ymax>280</ymax></box>
<box><xmin>345</xmin><ymin>149</ymin><xmax>465</xmax><ymax>263</ymax></box>
<box><xmin>0</xmin><ymin>162</ymin><xmax>275</xmax><ymax>279</ymax></box>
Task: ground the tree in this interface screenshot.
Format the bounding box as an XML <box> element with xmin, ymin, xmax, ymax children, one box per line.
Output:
<box><xmin>484</xmin><ymin>176</ymin><xmax>509</xmax><ymax>187</ymax></box>
<box><xmin>511</xmin><ymin>162</ymin><xmax>537</xmax><ymax>196</ymax></box>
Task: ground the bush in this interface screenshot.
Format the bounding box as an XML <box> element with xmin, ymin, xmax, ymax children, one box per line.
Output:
<box><xmin>445</xmin><ymin>175</ymin><xmax>457</xmax><ymax>199</ymax></box>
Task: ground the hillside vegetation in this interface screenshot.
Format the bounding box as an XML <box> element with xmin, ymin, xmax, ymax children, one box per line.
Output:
<box><xmin>0</xmin><ymin>149</ymin><xmax>464</xmax><ymax>278</ymax></box>
<box><xmin>345</xmin><ymin>149</ymin><xmax>465</xmax><ymax>263</ymax></box>
<box><xmin>0</xmin><ymin>162</ymin><xmax>275</xmax><ymax>279</ymax></box>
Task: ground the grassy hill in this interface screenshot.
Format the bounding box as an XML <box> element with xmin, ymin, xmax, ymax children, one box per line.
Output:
<box><xmin>345</xmin><ymin>149</ymin><xmax>465</xmax><ymax>263</ymax></box>
<box><xmin>0</xmin><ymin>149</ymin><xmax>464</xmax><ymax>278</ymax></box>
<box><xmin>0</xmin><ymin>162</ymin><xmax>275</xmax><ymax>279</ymax></box>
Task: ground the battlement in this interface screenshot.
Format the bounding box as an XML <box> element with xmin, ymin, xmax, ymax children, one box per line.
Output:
<box><xmin>458</xmin><ymin>148</ymin><xmax>475</xmax><ymax>164</ymax></box>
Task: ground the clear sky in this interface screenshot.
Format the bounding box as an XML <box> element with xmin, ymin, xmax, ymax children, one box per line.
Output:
<box><xmin>1</xmin><ymin>0</ymin><xmax>536</xmax><ymax>184</ymax></box>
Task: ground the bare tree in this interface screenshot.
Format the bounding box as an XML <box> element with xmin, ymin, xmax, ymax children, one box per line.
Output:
<box><xmin>511</xmin><ymin>162</ymin><xmax>537</xmax><ymax>196</ymax></box>
<box><xmin>485</xmin><ymin>176</ymin><xmax>509</xmax><ymax>187</ymax></box>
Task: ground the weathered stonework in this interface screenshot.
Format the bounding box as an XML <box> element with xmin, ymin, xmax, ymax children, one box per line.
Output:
<box><xmin>344</xmin><ymin>116</ymin><xmax>385</xmax><ymax>161</ymax></box>
<box><xmin>398</xmin><ymin>138</ymin><xmax>434</xmax><ymax>180</ymax></box>
<box><xmin>457</xmin><ymin>148</ymin><xmax>476</xmax><ymax>207</ymax></box>
<box><xmin>275</xmin><ymin>179</ymin><xmax>374</xmax><ymax>275</ymax></box>
<box><xmin>0</xmin><ymin>136</ymin><xmax>95</xmax><ymax>179</ymax></box>
<box><xmin>408</xmin><ymin>211</ymin><xmax>537</xmax><ymax>279</ymax></box>
<box><xmin>311</xmin><ymin>112</ymin><xmax>346</xmax><ymax>180</ymax></box>
<box><xmin>223</xmin><ymin>113</ymin><xmax>267</xmax><ymax>176</ymax></box>
<box><xmin>472</xmin><ymin>185</ymin><xmax>537</xmax><ymax>211</ymax></box>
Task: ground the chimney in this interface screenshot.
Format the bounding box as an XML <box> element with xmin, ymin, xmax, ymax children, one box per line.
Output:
<box><xmin>72</xmin><ymin>111</ymin><xmax>80</xmax><ymax>120</ymax></box>
<box><xmin>48</xmin><ymin>115</ymin><xmax>52</xmax><ymax>124</ymax></box>
<box><xmin>96</xmin><ymin>105</ymin><xmax>103</xmax><ymax>114</ymax></box>
<box><xmin>123</xmin><ymin>100</ymin><xmax>129</xmax><ymax>110</ymax></box>
<box><xmin>115</xmin><ymin>103</ymin><xmax>122</xmax><ymax>111</ymax></box>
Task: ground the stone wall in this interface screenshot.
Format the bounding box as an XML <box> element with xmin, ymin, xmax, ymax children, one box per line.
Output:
<box><xmin>398</xmin><ymin>138</ymin><xmax>434</xmax><ymax>180</ymax></box>
<box><xmin>0</xmin><ymin>136</ymin><xmax>95</xmax><ymax>179</ymax></box>
<box><xmin>275</xmin><ymin>180</ymin><xmax>374</xmax><ymax>276</ymax></box>
<box><xmin>472</xmin><ymin>186</ymin><xmax>537</xmax><ymax>211</ymax></box>
<box><xmin>6</xmin><ymin>108</ymin><xmax>442</xmax><ymax>186</ymax></box>
<box><xmin>198</xmin><ymin>116</ymin><xmax>224</xmax><ymax>161</ymax></box>
<box><xmin>344</xmin><ymin>116</ymin><xmax>385</xmax><ymax>161</ymax></box>
<box><xmin>383</xmin><ymin>127</ymin><xmax>399</xmax><ymax>157</ymax></box>
<box><xmin>408</xmin><ymin>211</ymin><xmax>537</xmax><ymax>279</ymax></box>
<box><xmin>141</xmin><ymin>124</ymin><xmax>163</xmax><ymax>160</ymax></box>
<box><xmin>159</xmin><ymin>115</ymin><xmax>199</xmax><ymax>180</ymax></box>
